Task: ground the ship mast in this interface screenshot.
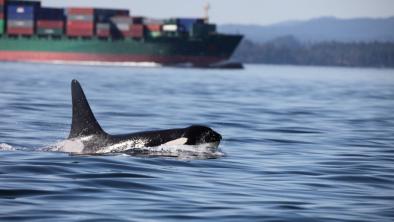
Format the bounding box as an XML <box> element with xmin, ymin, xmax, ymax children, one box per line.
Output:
<box><xmin>204</xmin><ymin>3</ymin><xmax>210</xmax><ymax>23</ymax></box>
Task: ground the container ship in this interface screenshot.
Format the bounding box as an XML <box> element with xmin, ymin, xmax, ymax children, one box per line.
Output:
<box><xmin>0</xmin><ymin>0</ymin><xmax>242</xmax><ymax>67</ymax></box>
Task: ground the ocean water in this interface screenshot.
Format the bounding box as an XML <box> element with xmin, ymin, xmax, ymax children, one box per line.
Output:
<box><xmin>1</xmin><ymin>62</ymin><xmax>394</xmax><ymax>221</ymax></box>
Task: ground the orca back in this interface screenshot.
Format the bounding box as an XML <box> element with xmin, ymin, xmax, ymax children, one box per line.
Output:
<box><xmin>68</xmin><ymin>80</ymin><xmax>105</xmax><ymax>139</ymax></box>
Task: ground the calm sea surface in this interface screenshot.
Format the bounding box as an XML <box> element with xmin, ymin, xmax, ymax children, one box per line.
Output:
<box><xmin>0</xmin><ymin>63</ymin><xmax>394</xmax><ymax>221</ymax></box>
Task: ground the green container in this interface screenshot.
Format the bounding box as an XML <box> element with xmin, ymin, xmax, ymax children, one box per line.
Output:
<box><xmin>0</xmin><ymin>20</ymin><xmax>4</xmax><ymax>35</ymax></box>
<box><xmin>146</xmin><ymin>31</ymin><xmax>162</xmax><ymax>38</ymax></box>
<box><xmin>37</xmin><ymin>28</ymin><xmax>63</xmax><ymax>36</ymax></box>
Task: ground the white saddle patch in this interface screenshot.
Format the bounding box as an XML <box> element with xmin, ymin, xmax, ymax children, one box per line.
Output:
<box><xmin>48</xmin><ymin>136</ymin><xmax>91</xmax><ymax>154</ymax></box>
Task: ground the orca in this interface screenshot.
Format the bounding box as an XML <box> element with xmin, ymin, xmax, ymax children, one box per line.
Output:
<box><xmin>57</xmin><ymin>80</ymin><xmax>222</xmax><ymax>154</ymax></box>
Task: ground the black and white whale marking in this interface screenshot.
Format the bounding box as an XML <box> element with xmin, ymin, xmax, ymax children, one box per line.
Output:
<box><xmin>57</xmin><ymin>80</ymin><xmax>222</xmax><ymax>154</ymax></box>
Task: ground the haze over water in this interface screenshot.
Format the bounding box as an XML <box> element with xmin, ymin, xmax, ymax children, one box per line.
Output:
<box><xmin>1</xmin><ymin>63</ymin><xmax>394</xmax><ymax>221</ymax></box>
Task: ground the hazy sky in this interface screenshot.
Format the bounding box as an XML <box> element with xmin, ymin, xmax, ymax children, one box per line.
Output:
<box><xmin>43</xmin><ymin>0</ymin><xmax>394</xmax><ymax>25</ymax></box>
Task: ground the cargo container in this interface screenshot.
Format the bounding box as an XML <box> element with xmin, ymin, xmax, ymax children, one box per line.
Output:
<box><xmin>67</xmin><ymin>22</ymin><xmax>94</xmax><ymax>37</ymax></box>
<box><xmin>66</xmin><ymin>7</ymin><xmax>94</xmax><ymax>37</ymax></box>
<box><xmin>68</xmin><ymin>14</ymin><xmax>93</xmax><ymax>21</ymax></box>
<box><xmin>7</xmin><ymin>5</ymin><xmax>34</xmax><ymax>20</ymax></box>
<box><xmin>37</xmin><ymin>28</ymin><xmax>62</xmax><ymax>36</ymax></box>
<box><xmin>67</xmin><ymin>29</ymin><xmax>93</xmax><ymax>37</ymax></box>
<box><xmin>95</xmin><ymin>8</ymin><xmax>129</xmax><ymax>23</ymax></box>
<box><xmin>145</xmin><ymin>24</ymin><xmax>161</xmax><ymax>32</ymax></box>
<box><xmin>96</xmin><ymin>23</ymin><xmax>110</xmax><ymax>29</ymax></box>
<box><xmin>66</xmin><ymin>8</ymin><xmax>93</xmax><ymax>15</ymax></box>
<box><xmin>162</xmin><ymin>24</ymin><xmax>177</xmax><ymax>32</ymax></box>
<box><xmin>132</xmin><ymin>16</ymin><xmax>144</xmax><ymax>24</ymax></box>
<box><xmin>7</xmin><ymin>4</ymin><xmax>35</xmax><ymax>36</ymax></box>
<box><xmin>7</xmin><ymin>27</ymin><xmax>33</xmax><ymax>35</ymax></box>
<box><xmin>96</xmin><ymin>23</ymin><xmax>110</xmax><ymax>37</ymax></box>
<box><xmin>131</xmin><ymin>24</ymin><xmax>143</xmax><ymax>38</ymax></box>
<box><xmin>7</xmin><ymin>20</ymin><xmax>33</xmax><ymax>27</ymax></box>
<box><xmin>146</xmin><ymin>31</ymin><xmax>161</xmax><ymax>38</ymax></box>
<box><xmin>36</xmin><ymin>20</ymin><xmax>63</xmax><ymax>36</ymax></box>
<box><xmin>110</xmin><ymin>16</ymin><xmax>133</xmax><ymax>38</ymax></box>
<box><xmin>37</xmin><ymin>20</ymin><xmax>63</xmax><ymax>29</ymax></box>
<box><xmin>111</xmin><ymin>15</ymin><xmax>132</xmax><ymax>23</ymax></box>
<box><xmin>177</xmin><ymin>18</ymin><xmax>204</xmax><ymax>33</ymax></box>
<box><xmin>96</xmin><ymin>29</ymin><xmax>110</xmax><ymax>38</ymax></box>
<box><xmin>37</xmin><ymin>7</ymin><xmax>64</xmax><ymax>20</ymax></box>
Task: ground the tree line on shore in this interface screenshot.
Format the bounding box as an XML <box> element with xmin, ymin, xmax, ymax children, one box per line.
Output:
<box><xmin>232</xmin><ymin>36</ymin><xmax>394</xmax><ymax>68</ymax></box>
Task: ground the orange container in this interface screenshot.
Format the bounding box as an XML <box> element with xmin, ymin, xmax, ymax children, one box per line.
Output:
<box><xmin>146</xmin><ymin>24</ymin><xmax>162</xmax><ymax>32</ymax></box>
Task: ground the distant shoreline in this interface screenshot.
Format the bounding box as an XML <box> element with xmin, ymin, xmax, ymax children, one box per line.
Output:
<box><xmin>232</xmin><ymin>37</ymin><xmax>394</xmax><ymax>68</ymax></box>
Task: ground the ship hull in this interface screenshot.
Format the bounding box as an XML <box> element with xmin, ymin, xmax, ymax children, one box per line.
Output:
<box><xmin>0</xmin><ymin>34</ymin><xmax>242</xmax><ymax>66</ymax></box>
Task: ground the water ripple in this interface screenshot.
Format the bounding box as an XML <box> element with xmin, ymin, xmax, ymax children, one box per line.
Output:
<box><xmin>0</xmin><ymin>64</ymin><xmax>394</xmax><ymax>221</ymax></box>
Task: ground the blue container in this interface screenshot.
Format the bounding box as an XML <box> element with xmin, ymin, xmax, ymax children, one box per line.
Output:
<box><xmin>177</xmin><ymin>18</ymin><xmax>203</xmax><ymax>32</ymax></box>
<box><xmin>37</xmin><ymin>7</ymin><xmax>64</xmax><ymax>20</ymax></box>
<box><xmin>6</xmin><ymin>0</ymin><xmax>41</xmax><ymax>6</ymax></box>
<box><xmin>94</xmin><ymin>8</ymin><xmax>129</xmax><ymax>23</ymax></box>
<box><xmin>7</xmin><ymin>5</ymin><xmax>34</xmax><ymax>20</ymax></box>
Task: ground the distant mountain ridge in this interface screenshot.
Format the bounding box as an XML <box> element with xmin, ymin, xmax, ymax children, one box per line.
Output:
<box><xmin>219</xmin><ymin>17</ymin><xmax>394</xmax><ymax>43</ymax></box>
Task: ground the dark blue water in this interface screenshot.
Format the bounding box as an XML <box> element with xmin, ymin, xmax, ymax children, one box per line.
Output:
<box><xmin>1</xmin><ymin>63</ymin><xmax>394</xmax><ymax>221</ymax></box>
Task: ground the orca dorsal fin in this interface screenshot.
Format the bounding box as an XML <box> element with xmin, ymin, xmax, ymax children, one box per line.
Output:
<box><xmin>68</xmin><ymin>79</ymin><xmax>105</xmax><ymax>139</ymax></box>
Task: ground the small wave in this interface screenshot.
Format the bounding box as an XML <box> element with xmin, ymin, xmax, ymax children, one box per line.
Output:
<box><xmin>0</xmin><ymin>143</ymin><xmax>16</xmax><ymax>151</ymax></box>
<box><xmin>122</xmin><ymin>143</ymin><xmax>224</xmax><ymax>160</ymax></box>
<box><xmin>44</xmin><ymin>138</ymin><xmax>224</xmax><ymax>160</ymax></box>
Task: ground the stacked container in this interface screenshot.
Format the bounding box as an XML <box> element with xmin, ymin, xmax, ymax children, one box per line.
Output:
<box><xmin>177</xmin><ymin>18</ymin><xmax>204</xmax><ymax>33</ymax></box>
<box><xmin>130</xmin><ymin>24</ymin><xmax>143</xmax><ymax>38</ymax></box>
<box><xmin>132</xmin><ymin>16</ymin><xmax>144</xmax><ymax>25</ymax></box>
<box><xmin>162</xmin><ymin>18</ymin><xmax>179</xmax><ymax>36</ymax></box>
<box><xmin>36</xmin><ymin>7</ymin><xmax>64</xmax><ymax>36</ymax></box>
<box><xmin>130</xmin><ymin>17</ymin><xmax>144</xmax><ymax>38</ymax></box>
<box><xmin>96</xmin><ymin>23</ymin><xmax>110</xmax><ymax>37</ymax></box>
<box><xmin>144</xmin><ymin>18</ymin><xmax>164</xmax><ymax>38</ymax></box>
<box><xmin>0</xmin><ymin>0</ymin><xmax>4</xmax><ymax>34</ymax></box>
<box><xmin>110</xmin><ymin>15</ymin><xmax>133</xmax><ymax>38</ymax></box>
<box><xmin>6</xmin><ymin>1</ymin><xmax>40</xmax><ymax>35</ymax></box>
<box><xmin>145</xmin><ymin>24</ymin><xmax>161</xmax><ymax>38</ymax></box>
<box><xmin>94</xmin><ymin>9</ymin><xmax>129</xmax><ymax>38</ymax></box>
<box><xmin>66</xmin><ymin>7</ymin><xmax>94</xmax><ymax>37</ymax></box>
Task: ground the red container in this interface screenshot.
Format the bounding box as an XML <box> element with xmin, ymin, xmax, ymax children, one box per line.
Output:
<box><xmin>67</xmin><ymin>21</ymin><xmax>94</xmax><ymax>36</ymax></box>
<box><xmin>97</xmin><ymin>29</ymin><xmax>110</xmax><ymax>37</ymax></box>
<box><xmin>146</xmin><ymin>24</ymin><xmax>161</xmax><ymax>32</ymax></box>
<box><xmin>7</xmin><ymin>27</ymin><xmax>34</xmax><ymax>35</ymax></box>
<box><xmin>67</xmin><ymin>29</ymin><xmax>93</xmax><ymax>37</ymax></box>
<box><xmin>37</xmin><ymin>20</ymin><xmax>63</xmax><ymax>29</ymax></box>
<box><xmin>0</xmin><ymin>0</ymin><xmax>4</xmax><ymax>4</ymax></box>
<box><xmin>118</xmin><ymin>29</ymin><xmax>133</xmax><ymax>38</ymax></box>
<box><xmin>67</xmin><ymin>8</ymin><xmax>94</xmax><ymax>15</ymax></box>
<box><xmin>131</xmin><ymin>25</ymin><xmax>144</xmax><ymax>38</ymax></box>
<box><xmin>0</xmin><ymin>14</ymin><xmax>3</xmax><ymax>19</ymax></box>
<box><xmin>67</xmin><ymin>21</ymin><xmax>93</xmax><ymax>29</ymax></box>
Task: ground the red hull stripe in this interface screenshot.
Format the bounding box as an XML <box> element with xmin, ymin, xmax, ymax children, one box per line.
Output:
<box><xmin>0</xmin><ymin>51</ymin><xmax>225</xmax><ymax>65</ymax></box>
